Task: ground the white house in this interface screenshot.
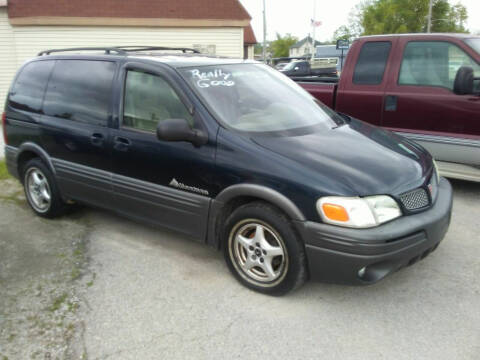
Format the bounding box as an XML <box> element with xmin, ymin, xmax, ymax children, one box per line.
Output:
<box><xmin>0</xmin><ymin>0</ymin><xmax>256</xmax><ymax>107</ymax></box>
<box><xmin>289</xmin><ymin>36</ymin><xmax>322</xmax><ymax>57</ymax></box>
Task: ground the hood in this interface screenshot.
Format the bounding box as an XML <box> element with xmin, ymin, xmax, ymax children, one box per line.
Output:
<box><xmin>251</xmin><ymin>119</ymin><xmax>433</xmax><ymax>196</ymax></box>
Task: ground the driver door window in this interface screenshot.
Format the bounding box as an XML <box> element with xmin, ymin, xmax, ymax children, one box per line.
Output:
<box><xmin>123</xmin><ymin>70</ymin><xmax>193</xmax><ymax>132</ymax></box>
<box><xmin>398</xmin><ymin>41</ymin><xmax>480</xmax><ymax>90</ymax></box>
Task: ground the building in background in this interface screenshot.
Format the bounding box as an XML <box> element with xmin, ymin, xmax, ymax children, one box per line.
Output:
<box><xmin>243</xmin><ymin>25</ymin><xmax>257</xmax><ymax>59</ymax></box>
<box><xmin>289</xmin><ymin>36</ymin><xmax>322</xmax><ymax>57</ymax></box>
<box><xmin>0</xmin><ymin>0</ymin><xmax>256</xmax><ymax>106</ymax></box>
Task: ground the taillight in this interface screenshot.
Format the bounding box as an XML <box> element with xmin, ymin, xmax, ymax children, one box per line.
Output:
<box><xmin>2</xmin><ymin>112</ymin><xmax>7</xmax><ymax>145</ymax></box>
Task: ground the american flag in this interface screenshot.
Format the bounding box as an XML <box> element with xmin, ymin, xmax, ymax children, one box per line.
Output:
<box><xmin>311</xmin><ymin>19</ymin><xmax>322</xmax><ymax>27</ymax></box>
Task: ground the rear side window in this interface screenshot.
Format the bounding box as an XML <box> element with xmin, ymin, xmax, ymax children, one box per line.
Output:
<box><xmin>353</xmin><ymin>41</ymin><xmax>392</xmax><ymax>85</ymax></box>
<box><xmin>8</xmin><ymin>61</ymin><xmax>54</xmax><ymax>113</ymax></box>
<box><xmin>43</xmin><ymin>60</ymin><xmax>116</xmax><ymax>126</ymax></box>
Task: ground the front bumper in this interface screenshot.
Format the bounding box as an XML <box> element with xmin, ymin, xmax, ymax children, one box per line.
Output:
<box><xmin>295</xmin><ymin>177</ymin><xmax>453</xmax><ymax>284</ymax></box>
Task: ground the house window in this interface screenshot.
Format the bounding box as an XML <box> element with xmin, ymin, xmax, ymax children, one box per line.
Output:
<box><xmin>193</xmin><ymin>44</ymin><xmax>216</xmax><ymax>55</ymax></box>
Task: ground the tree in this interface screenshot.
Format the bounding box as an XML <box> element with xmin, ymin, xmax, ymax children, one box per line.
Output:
<box><xmin>254</xmin><ymin>43</ymin><xmax>265</xmax><ymax>55</ymax></box>
<box><xmin>359</xmin><ymin>0</ymin><xmax>468</xmax><ymax>35</ymax></box>
<box><xmin>431</xmin><ymin>1</ymin><xmax>468</xmax><ymax>32</ymax></box>
<box><xmin>270</xmin><ymin>33</ymin><xmax>298</xmax><ymax>58</ymax></box>
<box><xmin>333</xmin><ymin>25</ymin><xmax>356</xmax><ymax>42</ymax></box>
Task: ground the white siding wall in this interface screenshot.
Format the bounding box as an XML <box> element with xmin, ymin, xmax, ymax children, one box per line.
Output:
<box><xmin>247</xmin><ymin>45</ymin><xmax>254</xmax><ymax>59</ymax></box>
<box><xmin>289</xmin><ymin>41</ymin><xmax>314</xmax><ymax>57</ymax></box>
<box><xmin>0</xmin><ymin>8</ymin><xmax>15</xmax><ymax>108</ymax></box>
<box><xmin>12</xmin><ymin>26</ymin><xmax>243</xmax><ymax>65</ymax></box>
<box><xmin>0</xmin><ymin>24</ymin><xmax>243</xmax><ymax>108</ymax></box>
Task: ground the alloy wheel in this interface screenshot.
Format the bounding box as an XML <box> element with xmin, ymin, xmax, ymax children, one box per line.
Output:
<box><xmin>25</xmin><ymin>167</ymin><xmax>52</xmax><ymax>213</ymax></box>
<box><xmin>229</xmin><ymin>220</ymin><xmax>288</xmax><ymax>286</ymax></box>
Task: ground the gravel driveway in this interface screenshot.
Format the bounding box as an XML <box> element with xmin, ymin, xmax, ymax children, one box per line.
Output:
<box><xmin>0</xmin><ymin>175</ymin><xmax>479</xmax><ymax>359</ymax></box>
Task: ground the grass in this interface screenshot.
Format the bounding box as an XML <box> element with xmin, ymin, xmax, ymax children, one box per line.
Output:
<box><xmin>0</xmin><ymin>159</ymin><xmax>11</xmax><ymax>180</ymax></box>
<box><xmin>49</xmin><ymin>293</ymin><xmax>68</xmax><ymax>312</ymax></box>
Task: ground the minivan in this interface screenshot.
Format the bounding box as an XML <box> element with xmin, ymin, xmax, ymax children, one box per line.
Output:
<box><xmin>3</xmin><ymin>46</ymin><xmax>453</xmax><ymax>295</ymax></box>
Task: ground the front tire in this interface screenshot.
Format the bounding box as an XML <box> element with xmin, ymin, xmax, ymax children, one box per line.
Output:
<box><xmin>22</xmin><ymin>158</ymin><xmax>67</xmax><ymax>218</ymax></box>
<box><xmin>223</xmin><ymin>201</ymin><xmax>307</xmax><ymax>296</ymax></box>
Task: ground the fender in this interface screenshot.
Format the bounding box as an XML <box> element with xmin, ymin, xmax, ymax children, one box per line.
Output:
<box><xmin>15</xmin><ymin>142</ymin><xmax>56</xmax><ymax>177</ymax></box>
<box><xmin>206</xmin><ymin>184</ymin><xmax>306</xmax><ymax>248</ymax></box>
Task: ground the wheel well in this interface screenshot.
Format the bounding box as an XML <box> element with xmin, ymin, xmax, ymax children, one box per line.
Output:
<box><xmin>214</xmin><ymin>196</ymin><xmax>288</xmax><ymax>249</ymax></box>
<box><xmin>17</xmin><ymin>151</ymin><xmax>40</xmax><ymax>180</ymax></box>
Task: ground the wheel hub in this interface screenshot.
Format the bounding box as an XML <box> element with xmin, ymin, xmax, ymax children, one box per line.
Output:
<box><xmin>230</xmin><ymin>221</ymin><xmax>288</xmax><ymax>285</ymax></box>
<box><xmin>25</xmin><ymin>167</ymin><xmax>51</xmax><ymax>213</ymax></box>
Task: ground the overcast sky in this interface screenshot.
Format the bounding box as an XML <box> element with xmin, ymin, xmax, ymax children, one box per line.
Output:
<box><xmin>239</xmin><ymin>0</ymin><xmax>480</xmax><ymax>42</ymax></box>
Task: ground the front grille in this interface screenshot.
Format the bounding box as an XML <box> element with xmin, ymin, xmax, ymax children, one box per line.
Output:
<box><xmin>399</xmin><ymin>188</ymin><xmax>429</xmax><ymax>210</ymax></box>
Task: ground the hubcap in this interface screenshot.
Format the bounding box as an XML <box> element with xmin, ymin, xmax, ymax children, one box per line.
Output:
<box><xmin>25</xmin><ymin>168</ymin><xmax>51</xmax><ymax>213</ymax></box>
<box><xmin>230</xmin><ymin>220</ymin><xmax>288</xmax><ymax>286</ymax></box>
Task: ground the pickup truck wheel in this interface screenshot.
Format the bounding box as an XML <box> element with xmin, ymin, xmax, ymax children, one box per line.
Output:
<box><xmin>22</xmin><ymin>158</ymin><xmax>67</xmax><ymax>218</ymax></box>
<box><xmin>223</xmin><ymin>202</ymin><xmax>307</xmax><ymax>296</ymax></box>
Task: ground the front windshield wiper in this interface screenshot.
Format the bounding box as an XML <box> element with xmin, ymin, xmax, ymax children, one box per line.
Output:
<box><xmin>331</xmin><ymin>112</ymin><xmax>351</xmax><ymax>129</ymax></box>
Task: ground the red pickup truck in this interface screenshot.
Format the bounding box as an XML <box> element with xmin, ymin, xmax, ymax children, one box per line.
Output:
<box><xmin>298</xmin><ymin>33</ymin><xmax>480</xmax><ymax>182</ymax></box>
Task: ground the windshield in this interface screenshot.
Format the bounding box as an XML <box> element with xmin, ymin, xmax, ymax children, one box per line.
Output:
<box><xmin>282</xmin><ymin>62</ymin><xmax>297</xmax><ymax>71</ymax></box>
<box><xmin>180</xmin><ymin>64</ymin><xmax>343</xmax><ymax>133</ymax></box>
<box><xmin>465</xmin><ymin>38</ymin><xmax>480</xmax><ymax>55</ymax></box>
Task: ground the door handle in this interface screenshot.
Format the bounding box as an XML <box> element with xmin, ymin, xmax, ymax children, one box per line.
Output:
<box><xmin>90</xmin><ymin>133</ymin><xmax>105</xmax><ymax>147</ymax></box>
<box><xmin>114</xmin><ymin>136</ymin><xmax>131</xmax><ymax>152</ymax></box>
<box><xmin>385</xmin><ymin>95</ymin><xmax>397</xmax><ymax>112</ymax></box>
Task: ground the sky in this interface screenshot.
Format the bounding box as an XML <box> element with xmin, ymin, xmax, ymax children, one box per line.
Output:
<box><xmin>239</xmin><ymin>0</ymin><xmax>480</xmax><ymax>43</ymax></box>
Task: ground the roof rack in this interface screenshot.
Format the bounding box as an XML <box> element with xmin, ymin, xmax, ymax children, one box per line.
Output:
<box><xmin>37</xmin><ymin>46</ymin><xmax>201</xmax><ymax>57</ymax></box>
<box><xmin>115</xmin><ymin>46</ymin><xmax>200</xmax><ymax>54</ymax></box>
<box><xmin>38</xmin><ymin>47</ymin><xmax>127</xmax><ymax>56</ymax></box>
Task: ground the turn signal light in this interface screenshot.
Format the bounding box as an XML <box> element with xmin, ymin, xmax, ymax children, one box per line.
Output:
<box><xmin>321</xmin><ymin>203</ymin><xmax>349</xmax><ymax>222</ymax></box>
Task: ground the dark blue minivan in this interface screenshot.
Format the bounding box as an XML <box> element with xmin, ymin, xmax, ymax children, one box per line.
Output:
<box><xmin>3</xmin><ymin>47</ymin><xmax>453</xmax><ymax>295</ymax></box>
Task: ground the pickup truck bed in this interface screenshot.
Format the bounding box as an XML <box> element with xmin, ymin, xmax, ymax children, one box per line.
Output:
<box><xmin>299</xmin><ymin>82</ymin><xmax>337</xmax><ymax>108</ymax></box>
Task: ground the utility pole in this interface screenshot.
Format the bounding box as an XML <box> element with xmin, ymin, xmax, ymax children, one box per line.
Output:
<box><xmin>427</xmin><ymin>0</ymin><xmax>433</xmax><ymax>33</ymax></box>
<box><xmin>262</xmin><ymin>0</ymin><xmax>267</xmax><ymax>63</ymax></box>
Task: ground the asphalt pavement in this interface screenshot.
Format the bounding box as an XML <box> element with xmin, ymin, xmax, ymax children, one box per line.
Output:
<box><xmin>0</xmin><ymin>176</ymin><xmax>479</xmax><ymax>359</ymax></box>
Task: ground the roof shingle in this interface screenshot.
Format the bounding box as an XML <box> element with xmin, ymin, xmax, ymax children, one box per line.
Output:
<box><xmin>244</xmin><ymin>25</ymin><xmax>257</xmax><ymax>44</ymax></box>
<box><xmin>8</xmin><ymin>0</ymin><xmax>252</xmax><ymax>21</ymax></box>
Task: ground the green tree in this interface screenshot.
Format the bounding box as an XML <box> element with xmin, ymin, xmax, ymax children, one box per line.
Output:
<box><xmin>333</xmin><ymin>25</ymin><xmax>356</xmax><ymax>42</ymax></box>
<box><xmin>270</xmin><ymin>33</ymin><xmax>298</xmax><ymax>58</ymax></box>
<box><xmin>359</xmin><ymin>0</ymin><xmax>468</xmax><ymax>35</ymax></box>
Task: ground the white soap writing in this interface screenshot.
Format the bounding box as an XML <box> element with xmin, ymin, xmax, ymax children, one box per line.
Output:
<box><xmin>190</xmin><ymin>69</ymin><xmax>235</xmax><ymax>88</ymax></box>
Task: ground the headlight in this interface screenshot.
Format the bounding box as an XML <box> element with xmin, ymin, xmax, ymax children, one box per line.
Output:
<box><xmin>317</xmin><ymin>195</ymin><xmax>402</xmax><ymax>228</ymax></box>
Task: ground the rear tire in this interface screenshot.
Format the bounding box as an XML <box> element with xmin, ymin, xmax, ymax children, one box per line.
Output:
<box><xmin>223</xmin><ymin>201</ymin><xmax>307</xmax><ymax>296</ymax></box>
<box><xmin>22</xmin><ymin>158</ymin><xmax>67</xmax><ymax>218</ymax></box>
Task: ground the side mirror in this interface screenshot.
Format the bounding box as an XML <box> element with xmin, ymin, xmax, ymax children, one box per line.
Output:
<box><xmin>156</xmin><ymin>119</ymin><xmax>208</xmax><ymax>147</ymax></box>
<box><xmin>294</xmin><ymin>66</ymin><xmax>299</xmax><ymax>71</ymax></box>
<box><xmin>453</xmin><ymin>66</ymin><xmax>474</xmax><ymax>95</ymax></box>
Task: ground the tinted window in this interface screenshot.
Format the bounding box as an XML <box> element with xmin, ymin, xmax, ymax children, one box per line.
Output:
<box><xmin>399</xmin><ymin>41</ymin><xmax>480</xmax><ymax>90</ymax></box>
<box><xmin>353</xmin><ymin>41</ymin><xmax>391</xmax><ymax>85</ymax></box>
<box><xmin>8</xmin><ymin>61</ymin><xmax>54</xmax><ymax>113</ymax></box>
<box><xmin>123</xmin><ymin>70</ymin><xmax>193</xmax><ymax>132</ymax></box>
<box><xmin>43</xmin><ymin>60</ymin><xmax>115</xmax><ymax>126</ymax></box>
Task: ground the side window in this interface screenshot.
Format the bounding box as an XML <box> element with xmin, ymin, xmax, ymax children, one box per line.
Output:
<box><xmin>353</xmin><ymin>41</ymin><xmax>392</xmax><ymax>85</ymax></box>
<box><xmin>8</xmin><ymin>61</ymin><xmax>54</xmax><ymax>113</ymax></box>
<box><xmin>123</xmin><ymin>70</ymin><xmax>193</xmax><ymax>132</ymax></box>
<box><xmin>398</xmin><ymin>41</ymin><xmax>480</xmax><ymax>90</ymax></box>
<box><xmin>43</xmin><ymin>60</ymin><xmax>115</xmax><ymax>126</ymax></box>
